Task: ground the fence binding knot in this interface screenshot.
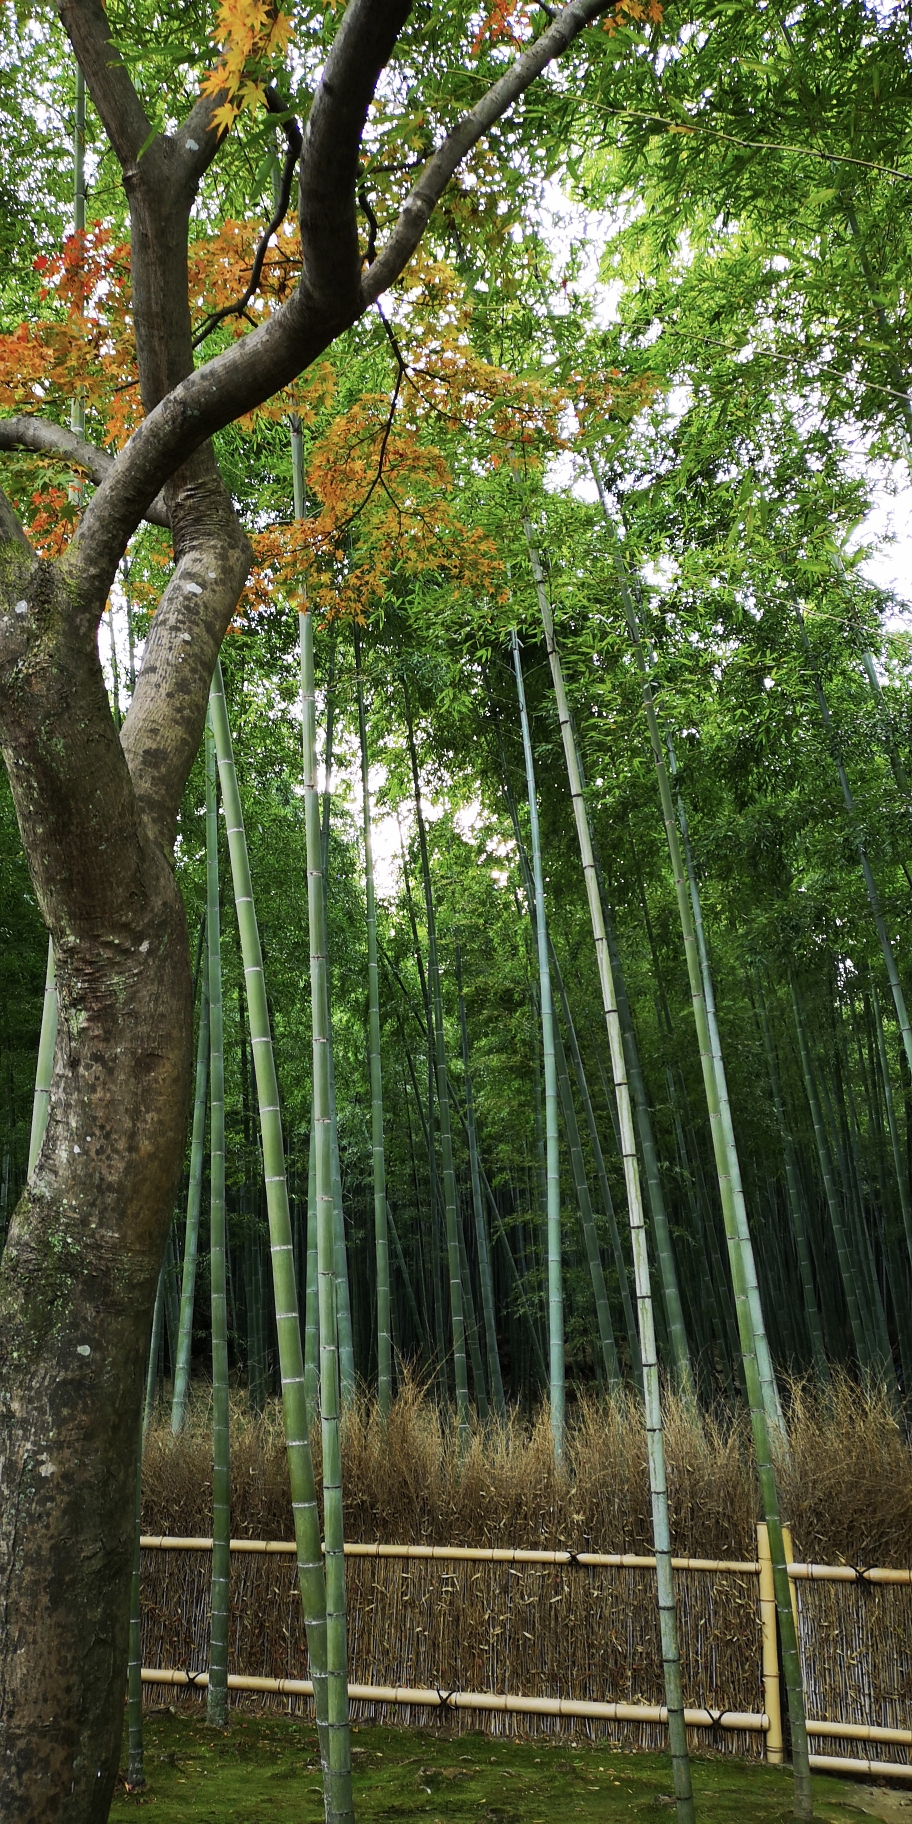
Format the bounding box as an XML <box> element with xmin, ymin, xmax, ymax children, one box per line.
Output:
<box><xmin>435</xmin><ymin>1687</ymin><xmax>459</xmax><ymax>1721</ymax></box>
<box><xmin>705</xmin><ymin>1708</ymin><xmax>731</xmax><ymax>1741</ymax></box>
<box><xmin>853</xmin><ymin>1567</ymin><xmax>875</xmax><ymax>1595</ymax></box>
<box><xmin>183</xmin><ymin>1667</ymin><xmax>205</xmax><ymax>1688</ymax></box>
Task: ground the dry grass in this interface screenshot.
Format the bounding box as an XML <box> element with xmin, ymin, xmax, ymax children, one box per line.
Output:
<box><xmin>142</xmin><ymin>1369</ymin><xmax>912</xmax><ymax>1566</ymax></box>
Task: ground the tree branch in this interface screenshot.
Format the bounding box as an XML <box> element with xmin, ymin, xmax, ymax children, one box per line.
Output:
<box><xmin>0</xmin><ymin>487</ymin><xmax>31</xmax><ymax>550</ymax></box>
<box><xmin>0</xmin><ymin>417</ymin><xmax>170</xmax><ymax>529</ymax></box>
<box><xmin>56</xmin><ymin>0</ymin><xmax>153</xmax><ymax>169</ymax></box>
<box><xmin>362</xmin><ymin>0</ymin><xmax>613</xmax><ymax>303</ymax></box>
<box><xmin>63</xmin><ymin>0</ymin><xmax>611</xmax><ymax>599</ymax></box>
<box><xmin>296</xmin><ymin>0</ymin><xmax>414</xmax><ymax>324</ymax></box>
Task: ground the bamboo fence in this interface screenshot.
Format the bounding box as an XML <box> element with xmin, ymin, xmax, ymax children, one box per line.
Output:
<box><xmin>138</xmin><ymin>1529</ymin><xmax>912</xmax><ymax>1771</ymax></box>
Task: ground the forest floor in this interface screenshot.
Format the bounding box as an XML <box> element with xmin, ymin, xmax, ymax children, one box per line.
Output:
<box><xmin>113</xmin><ymin>1710</ymin><xmax>909</xmax><ymax>1822</ymax></box>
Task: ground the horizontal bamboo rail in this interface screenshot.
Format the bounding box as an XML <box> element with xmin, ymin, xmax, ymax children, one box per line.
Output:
<box><xmin>807</xmin><ymin>1720</ymin><xmax>912</xmax><ymax>1747</ymax></box>
<box><xmin>140</xmin><ymin>1536</ymin><xmax>912</xmax><ymax>1584</ymax></box>
<box><xmin>139</xmin><ymin>1536</ymin><xmax>760</xmax><ymax>1573</ymax></box>
<box><xmin>809</xmin><ymin>1754</ymin><xmax>912</xmax><ymax>1782</ymax></box>
<box><xmin>140</xmin><ymin>1667</ymin><xmax>767</xmax><ymax>1731</ymax></box>
<box><xmin>789</xmin><ymin>1563</ymin><xmax>912</xmax><ymax>1586</ymax></box>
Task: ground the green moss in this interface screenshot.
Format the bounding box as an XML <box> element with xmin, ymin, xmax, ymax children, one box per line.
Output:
<box><xmin>113</xmin><ymin>1709</ymin><xmax>880</xmax><ymax>1822</ymax></box>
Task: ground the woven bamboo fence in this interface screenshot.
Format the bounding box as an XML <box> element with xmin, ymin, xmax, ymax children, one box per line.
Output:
<box><xmin>140</xmin><ymin>1541</ymin><xmax>764</xmax><ymax>1753</ymax></box>
<box><xmin>139</xmin><ymin>1535</ymin><xmax>912</xmax><ymax>1772</ymax></box>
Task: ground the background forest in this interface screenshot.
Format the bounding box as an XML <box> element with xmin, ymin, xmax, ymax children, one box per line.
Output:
<box><xmin>3</xmin><ymin>0</ymin><xmax>911</xmax><ymax>1422</ymax></box>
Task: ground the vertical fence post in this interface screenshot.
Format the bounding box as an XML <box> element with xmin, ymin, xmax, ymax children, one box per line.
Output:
<box><xmin>757</xmin><ymin>1522</ymin><xmax>784</xmax><ymax>1764</ymax></box>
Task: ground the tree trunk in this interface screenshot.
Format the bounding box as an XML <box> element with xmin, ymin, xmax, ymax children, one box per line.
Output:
<box><xmin>0</xmin><ymin>787</ymin><xmax>193</xmax><ymax>1821</ymax></box>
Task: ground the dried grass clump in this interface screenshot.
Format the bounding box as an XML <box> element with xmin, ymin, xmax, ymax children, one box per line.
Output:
<box><xmin>141</xmin><ymin>1368</ymin><xmax>912</xmax><ymax>1566</ymax></box>
<box><xmin>779</xmin><ymin>1371</ymin><xmax>912</xmax><ymax>1568</ymax></box>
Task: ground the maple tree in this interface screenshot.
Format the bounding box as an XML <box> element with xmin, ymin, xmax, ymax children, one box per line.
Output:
<box><xmin>0</xmin><ymin>0</ymin><xmax>645</xmax><ymax>1819</ymax></box>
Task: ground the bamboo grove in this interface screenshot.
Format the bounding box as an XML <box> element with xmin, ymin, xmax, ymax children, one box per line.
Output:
<box><xmin>2</xmin><ymin>1</ymin><xmax>912</xmax><ymax>1820</ymax></box>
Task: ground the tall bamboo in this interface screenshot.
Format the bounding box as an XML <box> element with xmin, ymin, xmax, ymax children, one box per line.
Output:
<box><xmin>403</xmin><ymin>687</ymin><xmax>470</xmax><ymax>1431</ymax></box>
<box><xmin>795</xmin><ymin>602</ymin><xmax>912</xmax><ymax>1079</ymax></box>
<box><xmin>871</xmin><ymin>979</ymin><xmax>912</xmax><ymax>1269</ymax></box>
<box><xmin>126</xmin><ymin>1445</ymin><xmax>145</xmax><ymax>1791</ymax></box>
<box><xmin>204</xmin><ymin>714</ymin><xmax>230</xmax><ymax>1730</ymax></box>
<box><xmin>585</xmin><ymin>481</ymin><xmax>810</xmax><ymax>1816</ymax></box>
<box><xmin>354</xmin><ymin>623</ymin><xmax>392</xmax><ymax>1415</ymax></box>
<box><xmin>752</xmin><ymin>973</ymin><xmax>827</xmax><ymax>1378</ymax></box>
<box><xmin>510</xmin><ymin>631</ymin><xmax>565</xmax><ymax>1450</ymax></box>
<box><xmin>668</xmin><ymin>738</ymin><xmax>784</xmax><ymax>1432</ymax></box>
<box><xmin>517</xmin><ymin>540</ymin><xmax>694</xmax><ymax>1819</ymax></box>
<box><xmin>208</xmin><ymin>659</ymin><xmax>331</xmax><ymax>1766</ymax></box>
<box><xmin>319</xmin><ymin>633</ymin><xmax>356</xmax><ymax>1402</ymax></box>
<box><xmin>171</xmin><ymin>972</ymin><xmax>209</xmax><ymax>1433</ymax></box>
<box><xmin>548</xmin><ymin>939</ymin><xmax>642</xmax><ymax>1383</ymax></box>
<box><xmin>454</xmin><ymin>938</ymin><xmax>506</xmax><ymax>1419</ymax></box>
<box><xmin>300</xmin><ymin>609</ymin><xmax>354</xmax><ymax>1824</ymax></box>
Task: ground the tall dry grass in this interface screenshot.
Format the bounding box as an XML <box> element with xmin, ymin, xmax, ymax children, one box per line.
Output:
<box><xmin>141</xmin><ymin>1369</ymin><xmax>912</xmax><ymax>1567</ymax></box>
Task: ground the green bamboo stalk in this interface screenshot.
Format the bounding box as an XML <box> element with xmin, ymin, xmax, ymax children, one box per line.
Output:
<box><xmin>387</xmin><ymin>1198</ymin><xmax>432</xmax><ymax>1358</ymax></box>
<box><xmin>126</xmin><ymin>1443</ymin><xmax>145</xmax><ymax>1791</ymax></box>
<box><xmin>600</xmin><ymin>908</ymin><xmax>692</xmax><ymax>1393</ymax></box>
<box><xmin>305</xmin><ymin>1112</ymin><xmax>320</xmax><ymax>1420</ymax></box>
<box><xmin>28</xmin><ymin>937</ymin><xmax>57</xmax><ymax>1176</ymax></box>
<box><xmin>171</xmin><ymin>973</ymin><xmax>209</xmax><ymax>1432</ymax></box>
<box><xmin>795</xmin><ymin>603</ymin><xmax>912</xmax><ymax>1079</ymax></box>
<box><xmin>204</xmin><ymin>714</ymin><xmax>230</xmax><ymax>1730</ymax></box>
<box><xmin>871</xmin><ymin>979</ymin><xmax>912</xmax><ymax>1270</ymax></box>
<box><xmin>515</xmin><ymin>543</ymin><xmax>694</xmax><ymax>1817</ymax></box>
<box><xmin>320</xmin><ymin>634</ymin><xmax>356</xmax><ymax>1403</ymax></box>
<box><xmin>301</xmin><ymin>610</ymin><xmax>353</xmax><ymax>1824</ymax></box>
<box><xmin>455</xmin><ymin>939</ymin><xmax>506</xmax><ymax>1418</ymax></box>
<box><xmin>791</xmin><ymin>981</ymin><xmax>871</xmax><ymax>1368</ymax></box>
<box><xmin>610</xmin><ymin>591</ymin><xmax>814</xmax><ymax>1814</ymax></box>
<box><xmin>354</xmin><ymin>623</ymin><xmax>392</xmax><ymax>1416</ymax></box>
<box><xmin>548</xmin><ymin>941</ymin><xmax>642</xmax><ymax>1384</ymax></box>
<box><xmin>208</xmin><ymin>659</ymin><xmax>331</xmax><ymax>1763</ymax></box>
<box><xmin>591</xmin><ymin>465</ymin><xmax>783</xmax><ymax>1430</ymax></box>
<box><xmin>457</xmin><ymin>1213</ymin><xmax>489</xmax><ymax>1417</ymax></box>
<box><xmin>142</xmin><ymin>1266</ymin><xmax>166</xmax><ymax>1442</ymax></box>
<box><xmin>511</xmin><ymin>630</ymin><xmax>565</xmax><ymax>1451</ymax></box>
<box><xmin>552</xmin><ymin>1009</ymin><xmax>622</xmax><ymax>1384</ymax></box>
<box><xmin>752</xmin><ymin>974</ymin><xmax>828</xmax><ymax>1379</ymax></box>
<box><xmin>403</xmin><ymin>686</ymin><xmax>470</xmax><ymax>1432</ymax></box>
<box><xmin>669</xmin><ymin>747</ymin><xmax>784</xmax><ymax>1434</ymax></box>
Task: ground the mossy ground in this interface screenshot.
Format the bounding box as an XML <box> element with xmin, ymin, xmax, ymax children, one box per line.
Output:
<box><xmin>113</xmin><ymin>1708</ymin><xmax>894</xmax><ymax>1822</ymax></box>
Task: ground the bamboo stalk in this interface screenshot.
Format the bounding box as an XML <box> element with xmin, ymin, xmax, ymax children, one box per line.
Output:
<box><xmin>126</xmin><ymin>1445</ymin><xmax>145</xmax><ymax>1790</ymax></box>
<box><xmin>403</xmin><ymin>685</ymin><xmax>470</xmax><ymax>1432</ymax></box>
<box><xmin>511</xmin><ymin>630</ymin><xmax>565</xmax><ymax>1449</ymax></box>
<box><xmin>353</xmin><ymin>622</ymin><xmax>392</xmax><ymax>1417</ymax></box>
<box><xmin>518</xmin><ymin>523</ymin><xmax>695</xmax><ymax>1820</ymax></box>
<box><xmin>171</xmin><ymin>970</ymin><xmax>209</xmax><ymax>1434</ymax></box>
<box><xmin>301</xmin><ymin>608</ymin><xmax>354</xmax><ymax>1824</ymax></box>
<box><xmin>208</xmin><ymin>660</ymin><xmax>331</xmax><ymax>1758</ymax></box>
<box><xmin>795</xmin><ymin>601</ymin><xmax>912</xmax><ymax>1079</ymax></box>
<box><xmin>587</xmin><ymin>485</ymin><xmax>811</xmax><ymax>1816</ymax></box>
<box><xmin>454</xmin><ymin>938</ymin><xmax>506</xmax><ymax>1419</ymax></box>
<box><xmin>204</xmin><ymin>715</ymin><xmax>230</xmax><ymax>1730</ymax></box>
